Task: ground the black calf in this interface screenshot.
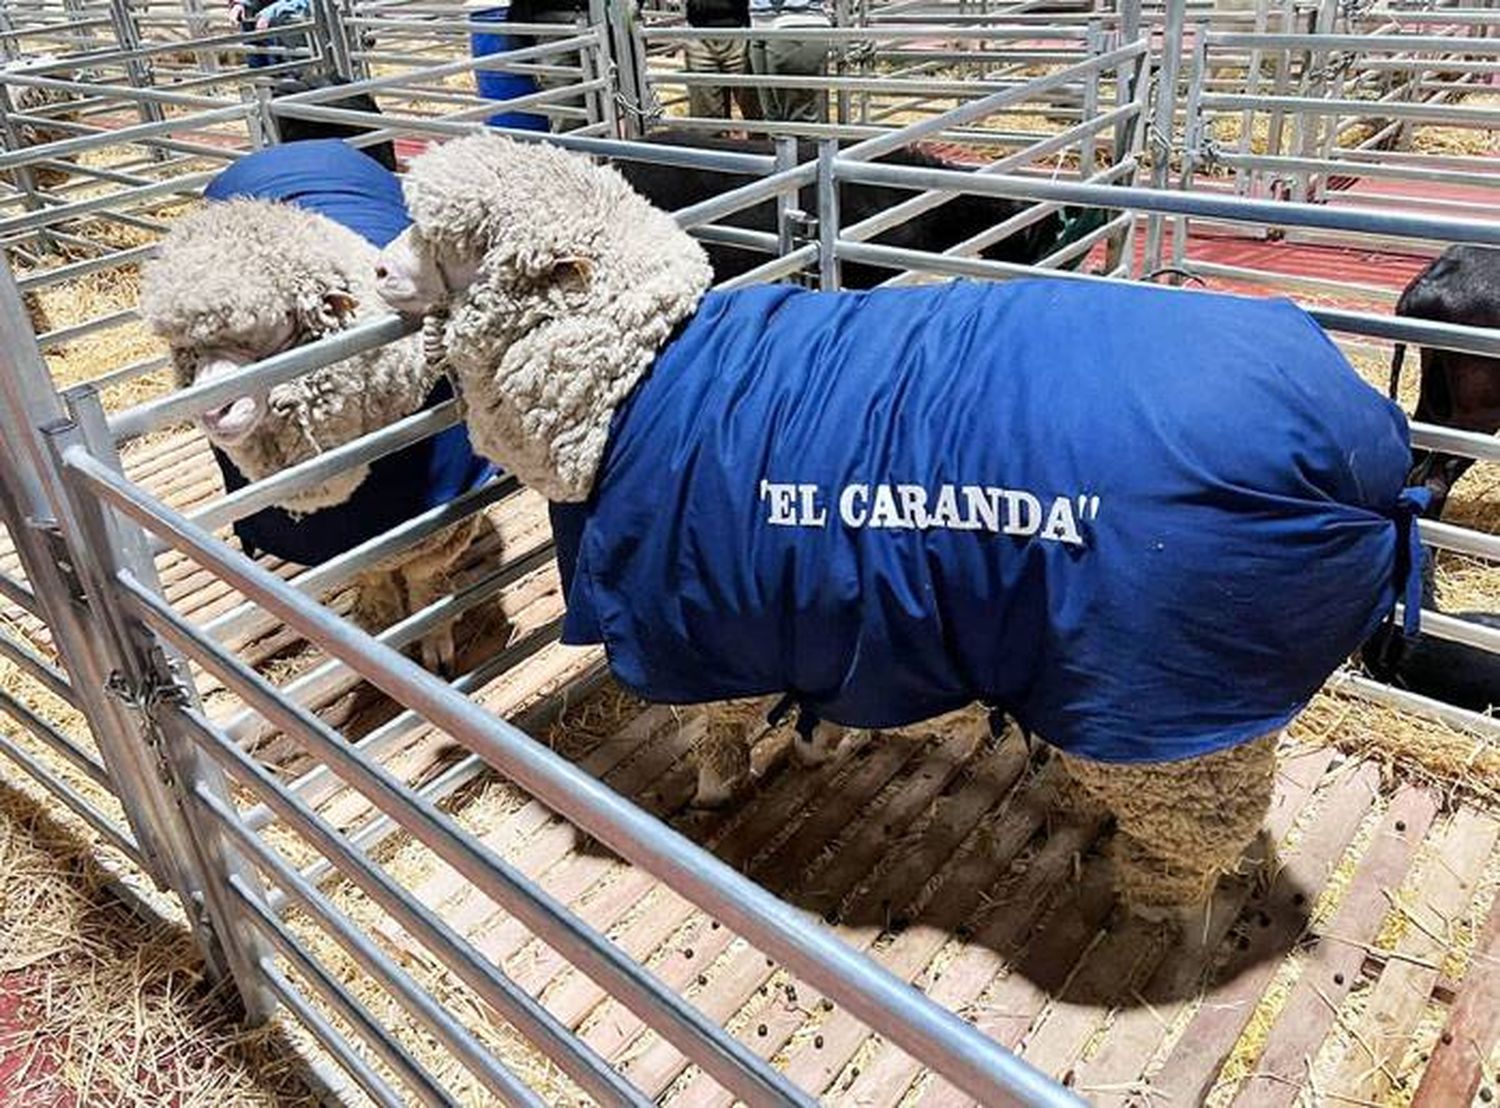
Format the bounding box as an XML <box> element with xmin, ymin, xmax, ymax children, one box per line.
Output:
<box><xmin>617</xmin><ymin>128</ymin><xmax>1108</xmax><ymax>289</ymax></box>
<box><xmin>1359</xmin><ymin>611</ymin><xmax>1500</xmax><ymax>716</ymax></box>
<box><xmin>269</xmin><ymin>74</ymin><xmax>397</xmax><ymax>172</ymax></box>
<box><xmin>1390</xmin><ymin>244</ymin><xmax>1500</xmax><ymax>518</ymax></box>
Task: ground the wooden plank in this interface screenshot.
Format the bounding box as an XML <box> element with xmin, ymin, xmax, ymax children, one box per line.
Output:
<box><xmin>893</xmin><ymin>819</ymin><xmax>1111</xmax><ymax>1108</ymax></box>
<box><xmin>1411</xmin><ymin>882</ymin><xmax>1500</xmax><ymax>1108</ymax></box>
<box><xmin>488</xmin><ymin>724</ymin><xmax>857</xmax><ymax>990</ymax></box>
<box><xmin>916</xmin><ymin>862</ymin><xmax>1120</xmax><ymax>1108</ymax></box>
<box><xmin>382</xmin><ymin>704</ymin><xmax>683</xmax><ymax>948</ymax></box>
<box><xmin>588</xmin><ymin>731</ymin><xmax>967</xmax><ymax>1084</ymax></box>
<box><xmin>1018</xmin><ymin>913</ymin><xmax>1168</xmax><ymax>1081</ymax></box>
<box><xmin>518</xmin><ymin>730</ymin><xmax>901</xmax><ymax>1020</ymax></box>
<box><xmin>1022</xmin><ymin>748</ymin><xmax>1349</xmax><ymax>1085</ymax></box>
<box><xmin>443</xmin><ymin>708</ymin><xmax>704</xmax><ymax>940</ymax></box>
<box><xmin>1324</xmin><ymin>807</ymin><xmax>1500</xmax><ymax>1106</ymax></box>
<box><xmin>1140</xmin><ymin>760</ymin><xmax>1382</xmax><ymax>1108</ymax></box>
<box><xmin>797</xmin><ymin>763</ymin><xmax>1092</xmax><ymax>1108</ymax></box>
<box><xmin>470</xmin><ymin>736</ymin><xmax>736</xmax><ymax>972</ymax></box>
<box><xmin>305</xmin><ymin>633</ymin><xmax>600</xmax><ymax>849</ymax></box>
<box><xmin>636</xmin><ymin>724</ymin><xmax>1000</xmax><ymax>1103</ymax></box>
<box><xmin>1050</xmin><ymin>745</ymin><xmax>1337</xmax><ymax>1106</ymax></box>
<box><xmin>1229</xmin><ymin>785</ymin><xmax>1440</xmax><ymax>1108</ymax></box>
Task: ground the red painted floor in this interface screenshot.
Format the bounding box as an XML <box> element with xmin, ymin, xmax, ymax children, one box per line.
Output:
<box><xmin>0</xmin><ymin>972</ymin><xmax>73</xmax><ymax>1108</ymax></box>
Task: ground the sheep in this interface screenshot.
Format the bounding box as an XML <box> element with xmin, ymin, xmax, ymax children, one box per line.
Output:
<box><xmin>373</xmin><ymin>132</ymin><xmax>1425</xmax><ymax>921</ymax></box>
<box><xmin>140</xmin><ymin>139</ymin><xmax>497</xmax><ymax>675</ymax></box>
<box><xmin>0</xmin><ymin>54</ymin><xmax>82</xmax><ymax>192</ymax></box>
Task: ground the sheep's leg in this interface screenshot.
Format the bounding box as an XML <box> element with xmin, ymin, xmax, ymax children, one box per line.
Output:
<box><xmin>1057</xmin><ymin>732</ymin><xmax>1279</xmax><ymax>923</ymax></box>
<box><xmin>399</xmin><ymin>518</ymin><xmax>480</xmax><ymax>678</ymax></box>
<box><xmin>351</xmin><ymin>569</ymin><xmax>406</xmax><ymax>634</ymax></box>
<box><xmin>793</xmin><ymin>720</ymin><xmax>845</xmax><ymax>767</ymax></box>
<box><xmin>404</xmin><ymin>569</ymin><xmax>456</xmax><ymax>678</ymax></box>
<box><xmin>694</xmin><ymin>698</ymin><xmax>761</xmax><ymax>808</ymax></box>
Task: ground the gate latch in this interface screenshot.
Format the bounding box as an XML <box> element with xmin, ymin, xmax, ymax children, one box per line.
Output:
<box><xmin>35</xmin><ymin>520</ymin><xmax>88</xmax><ymax>604</ymax></box>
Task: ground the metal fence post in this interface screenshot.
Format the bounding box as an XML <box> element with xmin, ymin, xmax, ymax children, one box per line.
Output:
<box><xmin>0</xmin><ymin>7</ymin><xmax>17</xmax><ymax>63</ymax></box>
<box><xmin>245</xmin><ymin>82</ymin><xmax>279</xmax><ymax>148</ymax></box>
<box><xmin>600</xmin><ymin>0</ymin><xmax>651</xmax><ymax>138</ymax></box>
<box><xmin>43</xmin><ymin>390</ymin><xmax>279</xmax><ymax>1023</ymax></box>
<box><xmin>313</xmin><ymin>0</ymin><xmax>355</xmax><ymax>81</ymax></box>
<box><xmin>773</xmin><ymin>134</ymin><xmax>802</xmax><ymax>280</ymax></box>
<box><xmin>1144</xmin><ymin>0</ymin><xmax>1186</xmax><ymax>275</ymax></box>
<box><xmin>0</xmin><ymin>257</ymin><xmax>275</xmax><ymax>1021</ymax></box>
<box><xmin>181</xmin><ymin>0</ymin><xmax>223</xmax><ymax>76</ymax></box>
<box><xmin>0</xmin><ymin>258</ymin><xmax>189</xmax><ymax>890</ymax></box>
<box><xmin>0</xmin><ymin>81</ymin><xmax>56</xmax><ymax>254</ymax></box>
<box><xmin>106</xmin><ymin>0</ymin><xmax>170</xmax><ymax>145</ymax></box>
<box><xmin>1174</xmin><ymin>20</ymin><xmax>1209</xmax><ymax>274</ymax></box>
<box><xmin>816</xmin><ymin>138</ymin><xmax>841</xmax><ymax>291</ymax></box>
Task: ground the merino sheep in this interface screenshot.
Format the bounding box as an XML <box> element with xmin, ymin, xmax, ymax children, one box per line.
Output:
<box><xmin>141</xmin><ymin>139</ymin><xmax>496</xmax><ymax>674</ymax></box>
<box><xmin>0</xmin><ymin>54</ymin><xmax>81</xmax><ymax>192</ymax></box>
<box><xmin>374</xmin><ymin>132</ymin><xmax>1426</xmax><ymax>920</ymax></box>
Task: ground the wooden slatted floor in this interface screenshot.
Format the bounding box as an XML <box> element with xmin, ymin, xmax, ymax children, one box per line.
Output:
<box><xmin>5</xmin><ymin>369</ymin><xmax>1498</xmax><ymax>1107</ymax></box>
<box><xmin>389</xmin><ymin>694</ymin><xmax>1500</xmax><ymax>1106</ymax></box>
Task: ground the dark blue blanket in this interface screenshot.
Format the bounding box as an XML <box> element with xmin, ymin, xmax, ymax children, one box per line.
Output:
<box><xmin>205</xmin><ymin>139</ymin><xmax>410</xmax><ymax>248</ymax></box>
<box><xmin>203</xmin><ymin>141</ymin><xmax>496</xmax><ymax>566</ymax></box>
<box><xmin>556</xmin><ymin>280</ymin><xmax>1424</xmax><ymax>764</ymax></box>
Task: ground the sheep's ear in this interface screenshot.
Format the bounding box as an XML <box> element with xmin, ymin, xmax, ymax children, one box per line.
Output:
<box><xmin>320</xmin><ymin>290</ymin><xmax>359</xmax><ymax>327</ymax></box>
<box><xmin>548</xmin><ymin>257</ymin><xmax>593</xmax><ymax>293</ymax></box>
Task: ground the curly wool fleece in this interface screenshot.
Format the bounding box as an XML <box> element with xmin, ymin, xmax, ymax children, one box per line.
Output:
<box><xmin>399</xmin><ymin>132</ymin><xmax>714</xmax><ymax>502</ymax></box>
<box><xmin>140</xmin><ymin>198</ymin><xmax>438</xmax><ymax>514</ymax></box>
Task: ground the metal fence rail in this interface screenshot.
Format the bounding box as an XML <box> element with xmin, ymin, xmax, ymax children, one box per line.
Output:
<box><xmin>0</xmin><ymin>0</ymin><xmax>1495</xmax><ymax>1102</ymax></box>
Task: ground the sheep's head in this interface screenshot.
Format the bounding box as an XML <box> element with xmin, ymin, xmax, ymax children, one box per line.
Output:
<box><xmin>141</xmin><ymin>198</ymin><xmax>367</xmax><ymax>449</ymax></box>
<box><xmin>372</xmin><ymin>225</ymin><xmax>480</xmax><ymax>317</ymax></box>
<box><xmin>375</xmin><ymin>132</ymin><xmax>713</xmax><ymax>500</ymax></box>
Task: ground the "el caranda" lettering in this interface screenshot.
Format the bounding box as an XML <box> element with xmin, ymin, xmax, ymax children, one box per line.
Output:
<box><xmin>758</xmin><ymin>479</ymin><xmax>1102</xmax><ymax>546</ymax></box>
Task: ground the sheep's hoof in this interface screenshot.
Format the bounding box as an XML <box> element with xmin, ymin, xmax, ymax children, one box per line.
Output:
<box><xmin>692</xmin><ymin>766</ymin><xmax>747</xmax><ymax>809</ymax></box>
<box><xmin>420</xmin><ymin>628</ymin><xmax>457</xmax><ymax>680</ymax></box>
<box><xmin>1121</xmin><ymin>896</ymin><xmax>1202</xmax><ymax>931</ymax></box>
<box><xmin>793</xmin><ymin>723</ymin><xmax>842</xmax><ymax>768</ymax></box>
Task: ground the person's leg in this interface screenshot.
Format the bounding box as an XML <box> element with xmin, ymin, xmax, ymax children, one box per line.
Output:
<box><xmin>759</xmin><ymin>16</ymin><xmax>829</xmax><ymax>123</ymax></box>
<box><xmin>685</xmin><ymin>38</ymin><xmax>730</xmax><ymax>120</ymax></box>
<box><xmin>725</xmin><ymin>40</ymin><xmax>761</xmax><ymax>122</ymax></box>
<box><xmin>521</xmin><ymin>8</ymin><xmax>586</xmax><ymax>131</ymax></box>
<box><xmin>746</xmin><ymin>32</ymin><xmax>776</xmax><ymax>120</ymax></box>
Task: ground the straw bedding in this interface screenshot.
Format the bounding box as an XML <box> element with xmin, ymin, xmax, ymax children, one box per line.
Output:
<box><xmin>0</xmin><ymin>82</ymin><xmax>1495</xmax><ymax>1106</ymax></box>
<box><xmin>0</xmin><ymin>633</ymin><xmax>318</xmax><ymax>1106</ymax></box>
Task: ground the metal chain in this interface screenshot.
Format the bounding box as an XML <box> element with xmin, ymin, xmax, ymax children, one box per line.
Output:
<box><xmin>104</xmin><ymin>666</ymin><xmax>191</xmax><ymax>716</ymax></box>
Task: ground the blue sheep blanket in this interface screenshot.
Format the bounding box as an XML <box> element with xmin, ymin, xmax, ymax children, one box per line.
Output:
<box><xmin>202</xmin><ymin>141</ymin><xmax>496</xmax><ymax>566</ymax></box>
<box><xmin>554</xmin><ymin>279</ymin><xmax>1427</xmax><ymax>764</ymax></box>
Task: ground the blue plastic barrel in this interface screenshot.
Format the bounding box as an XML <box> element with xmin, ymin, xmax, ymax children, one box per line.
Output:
<box><xmin>469</xmin><ymin>6</ymin><xmax>549</xmax><ymax>131</ymax></box>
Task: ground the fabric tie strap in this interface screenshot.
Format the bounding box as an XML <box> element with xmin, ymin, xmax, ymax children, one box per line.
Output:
<box><xmin>765</xmin><ymin>694</ymin><xmax>822</xmax><ymax>741</ymax></box>
<box><xmin>1395</xmin><ymin>486</ymin><xmax>1433</xmax><ymax>637</ymax></box>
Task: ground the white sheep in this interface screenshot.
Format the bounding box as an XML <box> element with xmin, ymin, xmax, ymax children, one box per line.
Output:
<box><xmin>1</xmin><ymin>54</ymin><xmax>81</xmax><ymax>192</ymax></box>
<box><xmin>373</xmin><ymin>132</ymin><xmax>1425</xmax><ymax>921</ymax></box>
<box><xmin>140</xmin><ymin>181</ymin><xmax>491</xmax><ymax>675</ymax></box>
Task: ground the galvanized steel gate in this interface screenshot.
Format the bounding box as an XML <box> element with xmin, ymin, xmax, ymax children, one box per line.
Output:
<box><xmin>0</xmin><ymin>0</ymin><xmax>1495</xmax><ymax>1103</ymax></box>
